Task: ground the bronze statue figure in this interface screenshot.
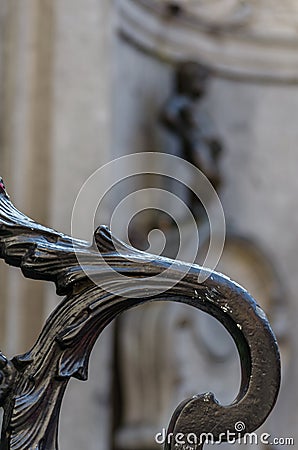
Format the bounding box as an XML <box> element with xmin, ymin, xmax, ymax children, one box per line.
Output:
<box><xmin>160</xmin><ymin>61</ymin><xmax>223</xmax><ymax>205</ymax></box>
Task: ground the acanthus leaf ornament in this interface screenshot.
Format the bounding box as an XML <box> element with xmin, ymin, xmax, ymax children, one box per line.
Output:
<box><xmin>0</xmin><ymin>178</ymin><xmax>280</xmax><ymax>449</ymax></box>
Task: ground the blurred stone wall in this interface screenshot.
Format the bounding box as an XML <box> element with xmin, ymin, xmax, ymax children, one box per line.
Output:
<box><xmin>0</xmin><ymin>1</ymin><xmax>113</xmax><ymax>449</ymax></box>
<box><xmin>0</xmin><ymin>1</ymin><xmax>297</xmax><ymax>450</ymax></box>
<box><xmin>114</xmin><ymin>2</ymin><xmax>297</xmax><ymax>449</ymax></box>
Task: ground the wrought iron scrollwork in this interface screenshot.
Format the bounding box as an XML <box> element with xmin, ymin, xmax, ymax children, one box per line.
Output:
<box><xmin>0</xmin><ymin>178</ymin><xmax>280</xmax><ymax>450</ymax></box>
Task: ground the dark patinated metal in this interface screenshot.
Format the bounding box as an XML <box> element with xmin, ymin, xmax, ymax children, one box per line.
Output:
<box><xmin>0</xmin><ymin>178</ymin><xmax>280</xmax><ymax>449</ymax></box>
<box><xmin>160</xmin><ymin>61</ymin><xmax>223</xmax><ymax>194</ymax></box>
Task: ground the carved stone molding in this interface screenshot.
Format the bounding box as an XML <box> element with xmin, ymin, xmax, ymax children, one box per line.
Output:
<box><xmin>118</xmin><ymin>0</ymin><xmax>298</xmax><ymax>81</ymax></box>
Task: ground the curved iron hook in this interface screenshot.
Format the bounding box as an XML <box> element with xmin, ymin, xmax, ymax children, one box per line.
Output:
<box><xmin>0</xmin><ymin>179</ymin><xmax>280</xmax><ymax>450</ymax></box>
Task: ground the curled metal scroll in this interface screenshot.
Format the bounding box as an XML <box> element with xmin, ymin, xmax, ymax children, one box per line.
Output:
<box><xmin>0</xmin><ymin>179</ymin><xmax>280</xmax><ymax>450</ymax></box>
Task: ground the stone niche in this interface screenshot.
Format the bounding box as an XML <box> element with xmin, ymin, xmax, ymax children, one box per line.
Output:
<box><xmin>0</xmin><ymin>1</ymin><xmax>296</xmax><ymax>449</ymax></box>
<box><xmin>113</xmin><ymin>1</ymin><xmax>295</xmax><ymax>449</ymax></box>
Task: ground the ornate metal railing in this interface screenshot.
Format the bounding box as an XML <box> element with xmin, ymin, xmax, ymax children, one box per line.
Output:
<box><xmin>0</xmin><ymin>178</ymin><xmax>280</xmax><ymax>450</ymax></box>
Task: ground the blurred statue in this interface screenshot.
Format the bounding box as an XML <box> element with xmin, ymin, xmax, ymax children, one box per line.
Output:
<box><xmin>160</xmin><ymin>61</ymin><xmax>223</xmax><ymax>201</ymax></box>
